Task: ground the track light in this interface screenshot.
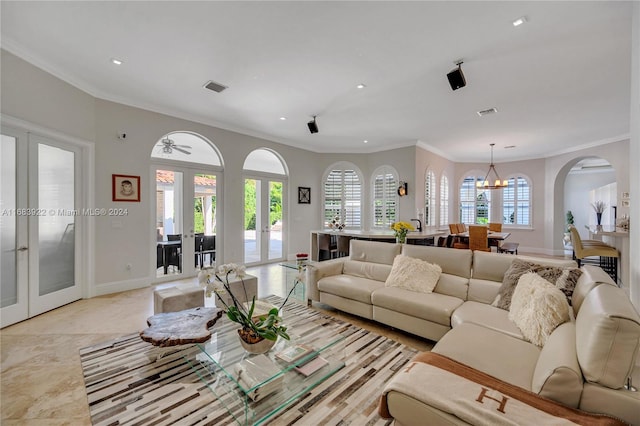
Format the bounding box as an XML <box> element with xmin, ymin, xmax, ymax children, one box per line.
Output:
<box><xmin>307</xmin><ymin>116</ymin><xmax>319</xmax><ymax>134</ymax></box>
<box><xmin>447</xmin><ymin>61</ymin><xmax>466</xmax><ymax>91</ymax></box>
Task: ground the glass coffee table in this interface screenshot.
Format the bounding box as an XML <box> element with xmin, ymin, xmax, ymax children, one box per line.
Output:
<box><xmin>279</xmin><ymin>262</ymin><xmax>307</xmax><ymax>304</ymax></box>
<box><xmin>189</xmin><ymin>297</ymin><xmax>345</xmax><ymax>425</ymax></box>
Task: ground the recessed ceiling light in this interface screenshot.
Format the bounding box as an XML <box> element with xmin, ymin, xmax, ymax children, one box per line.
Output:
<box><xmin>110</xmin><ymin>58</ymin><xmax>123</xmax><ymax>65</ymax></box>
<box><xmin>357</xmin><ymin>83</ymin><xmax>366</xmax><ymax>89</ymax></box>
<box><xmin>363</xmin><ymin>140</ymin><xmax>368</xmax><ymax>144</ymax></box>
<box><xmin>512</xmin><ymin>16</ymin><xmax>527</xmax><ymax>27</ymax></box>
<box><xmin>279</xmin><ymin>117</ymin><xmax>287</xmax><ymax>121</ymax></box>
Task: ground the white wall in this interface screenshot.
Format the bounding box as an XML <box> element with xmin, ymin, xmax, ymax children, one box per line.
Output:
<box><xmin>565</xmin><ymin>168</ymin><xmax>617</xmax><ymax>238</ymax></box>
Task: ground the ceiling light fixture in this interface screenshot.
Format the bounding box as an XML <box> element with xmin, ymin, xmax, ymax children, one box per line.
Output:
<box><xmin>363</xmin><ymin>140</ymin><xmax>368</xmax><ymax>144</ymax></box>
<box><xmin>110</xmin><ymin>58</ymin><xmax>123</xmax><ymax>65</ymax></box>
<box><xmin>477</xmin><ymin>143</ymin><xmax>508</xmax><ymax>189</ymax></box>
<box><xmin>307</xmin><ymin>116</ymin><xmax>319</xmax><ymax>134</ymax></box>
<box><xmin>279</xmin><ymin>117</ymin><xmax>287</xmax><ymax>120</ymax></box>
<box><xmin>356</xmin><ymin>83</ymin><xmax>366</xmax><ymax>89</ymax></box>
<box><xmin>512</xmin><ymin>16</ymin><xmax>527</xmax><ymax>27</ymax></box>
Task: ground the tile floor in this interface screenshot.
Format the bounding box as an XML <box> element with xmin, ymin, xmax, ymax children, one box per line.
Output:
<box><xmin>0</xmin><ymin>263</ymin><xmax>431</xmax><ymax>425</ymax></box>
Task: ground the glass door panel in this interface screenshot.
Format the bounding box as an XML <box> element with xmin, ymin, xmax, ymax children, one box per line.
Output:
<box><xmin>1</xmin><ymin>133</ymin><xmax>29</xmax><ymax>327</ymax></box>
<box><xmin>156</xmin><ymin>169</ymin><xmax>184</xmax><ymax>277</ymax></box>
<box><xmin>194</xmin><ymin>173</ymin><xmax>217</xmax><ymax>268</ymax></box>
<box><xmin>268</xmin><ymin>181</ymin><xmax>283</xmax><ymax>261</ymax></box>
<box><xmin>244</xmin><ymin>178</ymin><xmax>260</xmax><ymax>264</ymax></box>
<box><xmin>155</xmin><ymin>168</ymin><xmax>215</xmax><ymax>280</ymax></box>
<box><xmin>244</xmin><ymin>177</ymin><xmax>285</xmax><ymax>265</ymax></box>
<box><xmin>37</xmin><ymin>143</ymin><xmax>75</xmax><ymax>296</ymax></box>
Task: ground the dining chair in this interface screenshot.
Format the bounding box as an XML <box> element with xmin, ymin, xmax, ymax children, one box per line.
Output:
<box><xmin>468</xmin><ymin>225</ymin><xmax>490</xmax><ymax>252</ymax></box>
<box><xmin>489</xmin><ymin>223</ymin><xmax>502</xmax><ymax>232</ymax></box>
<box><xmin>194</xmin><ymin>233</ymin><xmax>204</xmax><ymax>267</ymax></box>
<box><xmin>165</xmin><ymin>234</ymin><xmax>182</xmax><ymax>272</ymax></box>
<box><xmin>456</xmin><ymin>223</ymin><xmax>467</xmax><ymax>233</ymax></box>
<box><xmin>448</xmin><ymin>223</ymin><xmax>459</xmax><ymax>234</ymax></box>
<box><xmin>200</xmin><ymin>235</ymin><xmax>216</xmax><ymax>266</ymax></box>
<box><xmin>568</xmin><ymin>225</ymin><xmax>618</xmax><ymax>283</ymax></box>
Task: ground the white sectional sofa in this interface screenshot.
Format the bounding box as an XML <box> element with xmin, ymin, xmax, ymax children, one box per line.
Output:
<box><xmin>306</xmin><ymin>240</ymin><xmax>640</xmax><ymax>425</ymax></box>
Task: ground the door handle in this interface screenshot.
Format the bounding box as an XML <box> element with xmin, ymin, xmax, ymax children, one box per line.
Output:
<box><xmin>16</xmin><ymin>246</ymin><xmax>28</xmax><ymax>252</ymax></box>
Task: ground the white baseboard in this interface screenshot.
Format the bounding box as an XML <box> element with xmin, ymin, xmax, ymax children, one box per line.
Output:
<box><xmin>91</xmin><ymin>277</ymin><xmax>151</xmax><ymax>297</ymax></box>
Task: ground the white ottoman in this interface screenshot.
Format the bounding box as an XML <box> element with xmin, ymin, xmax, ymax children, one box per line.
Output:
<box><xmin>215</xmin><ymin>273</ymin><xmax>258</xmax><ymax>309</ymax></box>
<box><xmin>154</xmin><ymin>284</ymin><xmax>205</xmax><ymax>314</ymax></box>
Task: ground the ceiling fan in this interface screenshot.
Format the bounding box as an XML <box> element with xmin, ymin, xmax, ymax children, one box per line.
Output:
<box><xmin>157</xmin><ymin>137</ymin><xmax>192</xmax><ymax>155</ymax></box>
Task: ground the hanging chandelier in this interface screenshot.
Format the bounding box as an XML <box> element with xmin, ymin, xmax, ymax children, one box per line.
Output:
<box><xmin>477</xmin><ymin>143</ymin><xmax>508</xmax><ymax>189</ymax></box>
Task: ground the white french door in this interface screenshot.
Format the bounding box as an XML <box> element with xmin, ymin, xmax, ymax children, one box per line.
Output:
<box><xmin>1</xmin><ymin>128</ymin><xmax>83</xmax><ymax>327</ymax></box>
<box><xmin>243</xmin><ymin>176</ymin><xmax>285</xmax><ymax>265</ymax></box>
<box><xmin>154</xmin><ymin>165</ymin><xmax>219</xmax><ymax>281</ymax></box>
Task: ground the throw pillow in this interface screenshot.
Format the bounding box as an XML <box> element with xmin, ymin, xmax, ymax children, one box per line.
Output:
<box><xmin>508</xmin><ymin>272</ymin><xmax>571</xmax><ymax>346</ymax></box>
<box><xmin>491</xmin><ymin>259</ymin><xmax>582</xmax><ymax>310</ymax></box>
<box><xmin>385</xmin><ymin>254</ymin><xmax>442</xmax><ymax>294</ymax></box>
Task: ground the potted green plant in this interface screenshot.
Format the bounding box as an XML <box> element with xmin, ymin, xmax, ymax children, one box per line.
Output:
<box><xmin>563</xmin><ymin>210</ymin><xmax>574</xmax><ymax>246</ymax></box>
<box><xmin>198</xmin><ymin>263</ymin><xmax>302</xmax><ymax>353</ymax></box>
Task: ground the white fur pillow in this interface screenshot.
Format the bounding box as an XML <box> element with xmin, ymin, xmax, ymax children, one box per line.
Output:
<box><xmin>508</xmin><ymin>272</ymin><xmax>571</xmax><ymax>347</ymax></box>
<box><xmin>385</xmin><ymin>254</ymin><xmax>442</xmax><ymax>294</ymax></box>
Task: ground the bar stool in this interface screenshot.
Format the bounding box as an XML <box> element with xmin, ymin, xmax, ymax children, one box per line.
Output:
<box><xmin>336</xmin><ymin>235</ymin><xmax>351</xmax><ymax>258</ymax></box>
<box><xmin>569</xmin><ymin>225</ymin><xmax>618</xmax><ymax>283</ymax></box>
<box><xmin>318</xmin><ymin>233</ymin><xmax>337</xmax><ymax>261</ymax></box>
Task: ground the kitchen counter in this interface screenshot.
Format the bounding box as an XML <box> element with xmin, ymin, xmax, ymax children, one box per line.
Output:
<box><xmin>309</xmin><ymin>228</ymin><xmax>446</xmax><ymax>261</ymax></box>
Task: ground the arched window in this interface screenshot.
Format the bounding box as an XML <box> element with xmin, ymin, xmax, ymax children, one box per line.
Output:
<box><xmin>460</xmin><ymin>175</ymin><xmax>492</xmax><ymax>224</ymax></box>
<box><xmin>440</xmin><ymin>174</ymin><xmax>449</xmax><ymax>226</ymax></box>
<box><xmin>425</xmin><ymin>170</ymin><xmax>437</xmax><ymax>226</ymax></box>
<box><xmin>152</xmin><ymin>131</ymin><xmax>222</xmax><ymax>165</ymax></box>
<box><xmin>371</xmin><ymin>166</ymin><xmax>399</xmax><ymax>228</ymax></box>
<box><xmin>503</xmin><ymin>175</ymin><xmax>531</xmax><ymax>226</ymax></box>
<box><xmin>323</xmin><ymin>162</ymin><xmax>362</xmax><ymax>229</ymax></box>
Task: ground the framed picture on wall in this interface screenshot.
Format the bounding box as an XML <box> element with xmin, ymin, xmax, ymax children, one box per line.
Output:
<box><xmin>298</xmin><ymin>187</ymin><xmax>311</xmax><ymax>204</ymax></box>
<box><xmin>112</xmin><ymin>174</ymin><xmax>140</xmax><ymax>202</ymax></box>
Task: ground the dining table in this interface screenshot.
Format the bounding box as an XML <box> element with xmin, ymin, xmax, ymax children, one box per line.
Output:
<box><xmin>450</xmin><ymin>230</ymin><xmax>511</xmax><ymax>248</ymax></box>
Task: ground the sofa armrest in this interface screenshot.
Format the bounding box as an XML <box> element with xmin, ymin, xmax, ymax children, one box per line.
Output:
<box><xmin>532</xmin><ymin>322</ymin><xmax>583</xmax><ymax>408</ymax></box>
<box><xmin>306</xmin><ymin>259</ymin><xmax>345</xmax><ymax>302</ymax></box>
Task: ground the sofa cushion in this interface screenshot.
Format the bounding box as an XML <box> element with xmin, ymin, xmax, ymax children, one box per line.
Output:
<box><xmin>451</xmin><ymin>301</ymin><xmax>524</xmax><ymax>340</ymax></box>
<box><xmin>401</xmin><ymin>245</ymin><xmax>472</xmax><ymax>279</ymax></box>
<box><xmin>571</xmin><ymin>264</ymin><xmax>615</xmax><ymax>315</ymax></box>
<box><xmin>492</xmin><ymin>258</ymin><xmax>582</xmax><ymax>310</ymax></box>
<box><xmin>508</xmin><ymin>273</ymin><xmax>571</xmax><ymax>347</ymax></box>
<box><xmin>372</xmin><ymin>287</ymin><xmax>463</xmax><ymax>326</ymax></box>
<box><xmin>317</xmin><ymin>274</ymin><xmax>384</xmax><ymax>304</ymax></box>
<box><xmin>472</xmin><ymin>251</ymin><xmax>577</xmax><ymax>283</ymax></box>
<box><xmin>576</xmin><ymin>284</ymin><xmax>640</xmax><ymax>389</ymax></box>
<box><xmin>385</xmin><ymin>254</ymin><xmax>441</xmax><ymax>294</ymax></box>
<box><xmin>433</xmin><ymin>322</ymin><xmax>540</xmax><ymax>390</ymax></box>
<box><xmin>343</xmin><ymin>259</ymin><xmax>392</xmax><ymax>283</ymax></box>
<box><xmin>349</xmin><ymin>239</ymin><xmax>402</xmax><ymax>265</ymax></box>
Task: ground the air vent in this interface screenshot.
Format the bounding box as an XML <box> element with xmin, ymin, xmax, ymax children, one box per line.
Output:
<box><xmin>477</xmin><ymin>107</ymin><xmax>498</xmax><ymax>117</ymax></box>
<box><xmin>203</xmin><ymin>80</ymin><xmax>228</xmax><ymax>93</ymax></box>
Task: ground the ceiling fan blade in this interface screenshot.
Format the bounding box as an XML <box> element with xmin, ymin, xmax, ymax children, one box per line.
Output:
<box><xmin>173</xmin><ymin>146</ymin><xmax>191</xmax><ymax>155</ymax></box>
<box><xmin>176</xmin><ymin>145</ymin><xmax>192</xmax><ymax>149</ymax></box>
